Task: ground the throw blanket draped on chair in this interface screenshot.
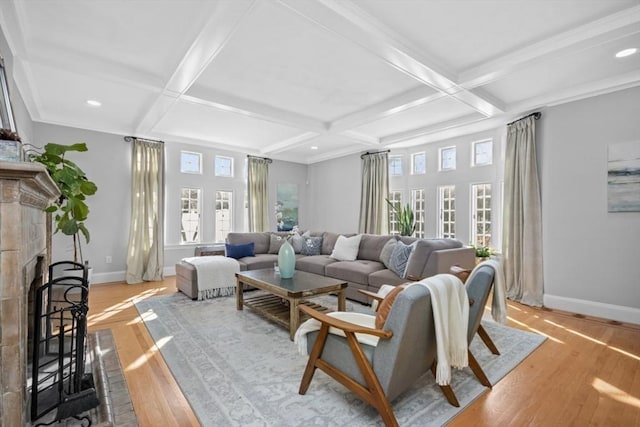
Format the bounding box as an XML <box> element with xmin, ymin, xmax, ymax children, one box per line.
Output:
<box><xmin>181</xmin><ymin>257</ymin><xmax>239</xmax><ymax>300</ymax></box>
<box><xmin>474</xmin><ymin>259</ymin><xmax>508</xmax><ymax>324</ymax></box>
<box><xmin>413</xmin><ymin>274</ymin><xmax>469</xmax><ymax>386</ymax></box>
<box><xmin>294</xmin><ymin>312</ymin><xmax>379</xmax><ymax>356</ymax></box>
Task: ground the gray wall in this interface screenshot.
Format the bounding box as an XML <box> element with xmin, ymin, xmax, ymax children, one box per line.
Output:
<box><xmin>539</xmin><ymin>87</ymin><xmax>640</xmax><ymax>321</ymax></box>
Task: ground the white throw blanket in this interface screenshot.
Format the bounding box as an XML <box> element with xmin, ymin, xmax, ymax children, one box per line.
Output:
<box><xmin>412</xmin><ymin>274</ymin><xmax>469</xmax><ymax>386</ymax></box>
<box><xmin>294</xmin><ymin>312</ymin><xmax>379</xmax><ymax>356</ymax></box>
<box><xmin>182</xmin><ymin>256</ymin><xmax>239</xmax><ymax>300</ymax></box>
<box><xmin>474</xmin><ymin>259</ymin><xmax>507</xmax><ymax>324</ymax></box>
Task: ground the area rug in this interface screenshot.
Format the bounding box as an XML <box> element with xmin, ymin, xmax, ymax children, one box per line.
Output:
<box><xmin>135</xmin><ymin>292</ymin><xmax>545</xmax><ymax>426</ymax></box>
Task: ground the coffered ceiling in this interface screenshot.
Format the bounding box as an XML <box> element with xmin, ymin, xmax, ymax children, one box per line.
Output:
<box><xmin>1</xmin><ymin>0</ymin><xmax>639</xmax><ymax>164</ymax></box>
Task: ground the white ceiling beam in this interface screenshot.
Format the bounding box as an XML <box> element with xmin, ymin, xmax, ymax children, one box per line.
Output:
<box><xmin>330</xmin><ymin>86</ymin><xmax>443</xmax><ymax>132</ymax></box>
<box><xmin>381</xmin><ymin>113</ymin><xmax>485</xmax><ymax>146</ymax></box>
<box><xmin>136</xmin><ymin>0</ymin><xmax>257</xmax><ymax>135</ymax></box>
<box><xmin>278</xmin><ymin>0</ymin><xmax>503</xmax><ymax>117</ymax></box>
<box><xmin>460</xmin><ymin>5</ymin><xmax>640</xmax><ymax>89</ymax></box>
<box><xmin>260</xmin><ymin>131</ymin><xmax>320</xmax><ymax>155</ymax></box>
<box><xmin>185</xmin><ymin>86</ymin><xmax>327</xmax><ymax>133</ymax></box>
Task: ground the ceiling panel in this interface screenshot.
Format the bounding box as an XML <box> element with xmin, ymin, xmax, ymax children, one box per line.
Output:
<box><xmin>353</xmin><ymin>96</ymin><xmax>483</xmax><ymax>138</ymax></box>
<box><xmin>153</xmin><ymin>99</ymin><xmax>306</xmax><ymax>149</ymax></box>
<box><xmin>19</xmin><ymin>0</ymin><xmax>223</xmax><ymax>82</ymax></box>
<box><xmin>354</xmin><ymin>0</ymin><xmax>637</xmax><ymax>71</ymax></box>
<box><xmin>28</xmin><ymin>63</ymin><xmax>159</xmax><ymax>133</ymax></box>
<box><xmin>192</xmin><ymin>0</ymin><xmax>420</xmax><ymax>122</ymax></box>
<box><xmin>482</xmin><ymin>32</ymin><xmax>640</xmax><ymax>104</ymax></box>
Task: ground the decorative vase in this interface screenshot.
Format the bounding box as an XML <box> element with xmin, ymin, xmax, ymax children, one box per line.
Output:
<box><xmin>278</xmin><ymin>239</ymin><xmax>296</xmax><ymax>279</ymax></box>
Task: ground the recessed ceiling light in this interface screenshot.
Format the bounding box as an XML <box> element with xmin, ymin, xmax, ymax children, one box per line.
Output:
<box><xmin>310</xmin><ymin>146</ymin><xmax>318</xmax><ymax>150</ymax></box>
<box><xmin>615</xmin><ymin>48</ymin><xmax>637</xmax><ymax>58</ymax></box>
<box><xmin>86</xmin><ymin>99</ymin><xmax>102</xmax><ymax>107</ymax></box>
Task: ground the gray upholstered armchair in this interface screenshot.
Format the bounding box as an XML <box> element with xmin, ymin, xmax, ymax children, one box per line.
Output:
<box><xmin>298</xmin><ymin>285</ymin><xmax>458</xmax><ymax>427</ymax></box>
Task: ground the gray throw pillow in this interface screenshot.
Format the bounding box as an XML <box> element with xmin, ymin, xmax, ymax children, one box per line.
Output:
<box><xmin>301</xmin><ymin>236</ymin><xmax>322</xmax><ymax>256</ymax></box>
<box><xmin>379</xmin><ymin>238</ymin><xmax>397</xmax><ymax>269</ymax></box>
<box><xmin>291</xmin><ymin>233</ymin><xmax>304</xmax><ymax>253</ymax></box>
<box><xmin>268</xmin><ymin>234</ymin><xmax>286</xmax><ymax>254</ymax></box>
<box><xmin>388</xmin><ymin>241</ymin><xmax>415</xmax><ymax>278</ymax></box>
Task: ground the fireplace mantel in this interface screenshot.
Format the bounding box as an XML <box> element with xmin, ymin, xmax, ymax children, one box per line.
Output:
<box><xmin>0</xmin><ymin>161</ymin><xmax>59</xmax><ymax>427</ymax></box>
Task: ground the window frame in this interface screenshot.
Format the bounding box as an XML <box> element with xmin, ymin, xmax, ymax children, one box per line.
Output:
<box><xmin>411</xmin><ymin>152</ymin><xmax>426</xmax><ymax>175</ymax></box>
<box><xmin>439</xmin><ymin>146</ymin><xmax>456</xmax><ymax>171</ymax></box>
<box><xmin>180</xmin><ymin>187</ymin><xmax>202</xmax><ymax>244</ymax></box>
<box><xmin>438</xmin><ymin>185</ymin><xmax>456</xmax><ymax>238</ymax></box>
<box><xmin>471</xmin><ymin>183</ymin><xmax>492</xmax><ymax>247</ymax></box>
<box><xmin>411</xmin><ymin>188</ymin><xmax>425</xmax><ymax>238</ymax></box>
<box><xmin>472</xmin><ymin>139</ymin><xmax>493</xmax><ymax>167</ymax></box>
<box><xmin>180</xmin><ymin>151</ymin><xmax>202</xmax><ymax>174</ymax></box>
<box><xmin>215</xmin><ymin>190</ymin><xmax>233</xmax><ymax>242</ymax></box>
<box><xmin>387</xmin><ymin>190</ymin><xmax>403</xmax><ymax>235</ymax></box>
<box><xmin>389</xmin><ymin>155</ymin><xmax>403</xmax><ymax>177</ymax></box>
<box><xmin>215</xmin><ymin>155</ymin><xmax>234</xmax><ymax>177</ymax></box>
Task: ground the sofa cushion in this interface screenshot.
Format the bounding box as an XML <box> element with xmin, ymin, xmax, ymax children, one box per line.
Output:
<box><xmin>405</xmin><ymin>239</ymin><xmax>463</xmax><ymax>279</ymax></box>
<box><xmin>301</xmin><ymin>236</ymin><xmax>323</xmax><ymax>255</ymax></box>
<box><xmin>325</xmin><ymin>260</ymin><xmax>385</xmax><ymax>285</ymax></box>
<box><xmin>296</xmin><ymin>255</ymin><xmax>337</xmax><ymax>275</ymax></box>
<box><xmin>379</xmin><ymin>238</ymin><xmax>397</xmax><ymax>269</ymax></box>
<box><xmin>226</xmin><ymin>232</ymin><xmax>270</xmax><ymax>254</ymax></box>
<box><xmin>388</xmin><ymin>241</ymin><xmax>415</xmax><ymax>278</ymax></box>
<box><xmin>321</xmin><ymin>232</ymin><xmax>341</xmax><ymax>255</ymax></box>
<box><xmin>225</xmin><ymin>242</ymin><xmax>255</xmax><ymax>259</ymax></box>
<box><xmin>358</xmin><ymin>234</ymin><xmax>396</xmax><ymax>261</ymax></box>
<box><xmin>330</xmin><ymin>234</ymin><xmax>362</xmax><ymax>261</ymax></box>
<box><xmin>237</xmin><ymin>253</ymin><xmax>278</xmax><ymax>270</ymax></box>
<box><xmin>267</xmin><ymin>234</ymin><xmax>287</xmax><ymax>254</ymax></box>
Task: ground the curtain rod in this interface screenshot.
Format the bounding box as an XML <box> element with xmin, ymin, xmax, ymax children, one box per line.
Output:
<box><xmin>124</xmin><ymin>136</ymin><xmax>164</xmax><ymax>144</ymax></box>
<box><xmin>360</xmin><ymin>149</ymin><xmax>390</xmax><ymax>159</ymax></box>
<box><xmin>247</xmin><ymin>155</ymin><xmax>273</xmax><ymax>163</ymax></box>
<box><xmin>507</xmin><ymin>112</ymin><xmax>541</xmax><ymax>126</ymax></box>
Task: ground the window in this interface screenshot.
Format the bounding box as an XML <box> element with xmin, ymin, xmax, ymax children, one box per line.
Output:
<box><xmin>389</xmin><ymin>155</ymin><xmax>403</xmax><ymax>176</ymax></box>
<box><xmin>180</xmin><ymin>188</ymin><xmax>201</xmax><ymax>243</ymax></box>
<box><xmin>438</xmin><ymin>185</ymin><xmax>456</xmax><ymax>238</ymax></box>
<box><xmin>412</xmin><ymin>152</ymin><xmax>426</xmax><ymax>175</ymax></box>
<box><xmin>439</xmin><ymin>147</ymin><xmax>456</xmax><ymax>171</ymax></box>
<box><xmin>215</xmin><ymin>155</ymin><xmax>233</xmax><ymax>177</ymax></box>
<box><xmin>411</xmin><ymin>189</ymin><xmax>425</xmax><ymax>238</ymax></box>
<box><xmin>215</xmin><ymin>191</ymin><xmax>232</xmax><ymax>242</ymax></box>
<box><xmin>180</xmin><ymin>151</ymin><xmax>202</xmax><ymax>174</ymax></box>
<box><xmin>472</xmin><ymin>183</ymin><xmax>492</xmax><ymax>247</ymax></box>
<box><xmin>472</xmin><ymin>140</ymin><xmax>493</xmax><ymax>166</ymax></box>
<box><xmin>388</xmin><ymin>190</ymin><xmax>402</xmax><ymax>234</ymax></box>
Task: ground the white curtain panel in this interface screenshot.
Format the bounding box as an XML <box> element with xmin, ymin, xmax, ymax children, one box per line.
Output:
<box><xmin>502</xmin><ymin>116</ymin><xmax>543</xmax><ymax>306</ymax></box>
<box><xmin>248</xmin><ymin>156</ymin><xmax>270</xmax><ymax>232</ymax></box>
<box><xmin>126</xmin><ymin>139</ymin><xmax>164</xmax><ymax>284</ymax></box>
<box><xmin>359</xmin><ymin>151</ymin><xmax>389</xmax><ymax>235</ymax></box>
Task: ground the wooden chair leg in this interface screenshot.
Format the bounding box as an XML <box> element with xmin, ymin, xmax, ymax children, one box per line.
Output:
<box><xmin>468</xmin><ymin>350</ymin><xmax>492</xmax><ymax>388</ymax></box>
<box><xmin>477</xmin><ymin>324</ymin><xmax>500</xmax><ymax>355</ymax></box>
<box><xmin>299</xmin><ymin>324</ymin><xmax>329</xmax><ymax>395</ymax></box>
<box><xmin>431</xmin><ymin>362</ymin><xmax>460</xmax><ymax>407</ymax></box>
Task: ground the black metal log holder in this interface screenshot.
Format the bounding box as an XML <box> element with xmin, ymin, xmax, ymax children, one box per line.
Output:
<box><xmin>30</xmin><ymin>261</ymin><xmax>99</xmax><ymax>426</ymax></box>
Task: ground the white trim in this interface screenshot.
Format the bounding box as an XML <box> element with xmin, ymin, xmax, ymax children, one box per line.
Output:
<box><xmin>164</xmin><ymin>266</ymin><xmax>176</xmax><ymax>277</ymax></box>
<box><xmin>91</xmin><ymin>271</ymin><xmax>126</xmax><ymax>284</ymax></box>
<box><xmin>544</xmin><ymin>294</ymin><xmax>640</xmax><ymax>326</ymax></box>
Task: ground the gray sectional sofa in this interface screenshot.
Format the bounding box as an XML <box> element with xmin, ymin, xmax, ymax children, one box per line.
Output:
<box><xmin>221</xmin><ymin>231</ymin><xmax>474</xmax><ymax>304</ymax></box>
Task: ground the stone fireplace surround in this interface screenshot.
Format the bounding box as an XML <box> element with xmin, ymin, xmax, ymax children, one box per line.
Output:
<box><xmin>0</xmin><ymin>161</ymin><xmax>59</xmax><ymax>426</ymax></box>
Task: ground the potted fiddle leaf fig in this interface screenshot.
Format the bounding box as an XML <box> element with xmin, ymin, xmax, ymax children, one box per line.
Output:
<box><xmin>386</xmin><ymin>198</ymin><xmax>416</xmax><ymax>236</ymax></box>
<box><xmin>30</xmin><ymin>142</ymin><xmax>98</xmax><ymax>266</ymax></box>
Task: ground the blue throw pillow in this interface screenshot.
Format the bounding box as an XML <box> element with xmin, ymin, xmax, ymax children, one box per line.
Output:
<box><xmin>300</xmin><ymin>236</ymin><xmax>322</xmax><ymax>256</ymax></box>
<box><xmin>388</xmin><ymin>241</ymin><xmax>415</xmax><ymax>278</ymax></box>
<box><xmin>225</xmin><ymin>242</ymin><xmax>255</xmax><ymax>259</ymax></box>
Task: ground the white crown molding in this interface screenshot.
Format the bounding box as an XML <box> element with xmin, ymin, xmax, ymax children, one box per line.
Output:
<box><xmin>460</xmin><ymin>4</ymin><xmax>640</xmax><ymax>89</ymax></box>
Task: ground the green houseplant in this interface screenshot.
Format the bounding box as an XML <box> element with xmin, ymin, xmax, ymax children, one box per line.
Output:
<box><xmin>30</xmin><ymin>142</ymin><xmax>98</xmax><ymax>264</ymax></box>
<box><xmin>386</xmin><ymin>198</ymin><xmax>415</xmax><ymax>236</ymax></box>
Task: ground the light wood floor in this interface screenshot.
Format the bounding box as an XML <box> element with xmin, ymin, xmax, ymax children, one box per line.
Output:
<box><xmin>87</xmin><ymin>277</ymin><xmax>640</xmax><ymax>426</ymax></box>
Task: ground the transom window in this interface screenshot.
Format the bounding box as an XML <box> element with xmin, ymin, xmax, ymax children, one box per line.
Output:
<box><xmin>472</xmin><ymin>183</ymin><xmax>492</xmax><ymax>247</ymax></box>
<box><xmin>215</xmin><ymin>191</ymin><xmax>232</xmax><ymax>242</ymax></box>
<box><xmin>215</xmin><ymin>155</ymin><xmax>233</xmax><ymax>177</ymax></box>
<box><xmin>389</xmin><ymin>155</ymin><xmax>403</xmax><ymax>176</ymax></box>
<box><xmin>412</xmin><ymin>152</ymin><xmax>426</xmax><ymax>175</ymax></box>
<box><xmin>472</xmin><ymin>140</ymin><xmax>493</xmax><ymax>166</ymax></box>
<box><xmin>439</xmin><ymin>147</ymin><xmax>456</xmax><ymax>171</ymax></box>
<box><xmin>438</xmin><ymin>185</ymin><xmax>456</xmax><ymax>238</ymax></box>
<box><xmin>180</xmin><ymin>188</ymin><xmax>201</xmax><ymax>243</ymax></box>
<box><xmin>388</xmin><ymin>190</ymin><xmax>402</xmax><ymax>234</ymax></box>
<box><xmin>411</xmin><ymin>189</ymin><xmax>425</xmax><ymax>238</ymax></box>
<box><xmin>180</xmin><ymin>151</ymin><xmax>202</xmax><ymax>174</ymax></box>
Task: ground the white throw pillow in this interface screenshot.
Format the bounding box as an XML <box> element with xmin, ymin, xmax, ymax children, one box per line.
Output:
<box><xmin>330</xmin><ymin>234</ymin><xmax>362</xmax><ymax>261</ymax></box>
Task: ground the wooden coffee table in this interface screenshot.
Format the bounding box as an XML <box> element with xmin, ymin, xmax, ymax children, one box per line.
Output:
<box><xmin>235</xmin><ymin>269</ymin><xmax>347</xmax><ymax>340</ymax></box>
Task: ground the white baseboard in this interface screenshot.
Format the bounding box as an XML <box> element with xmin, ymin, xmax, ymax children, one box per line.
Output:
<box><xmin>91</xmin><ymin>271</ymin><xmax>126</xmax><ymax>284</ymax></box>
<box><xmin>164</xmin><ymin>266</ymin><xmax>176</xmax><ymax>277</ymax></box>
<box><xmin>544</xmin><ymin>294</ymin><xmax>640</xmax><ymax>325</ymax></box>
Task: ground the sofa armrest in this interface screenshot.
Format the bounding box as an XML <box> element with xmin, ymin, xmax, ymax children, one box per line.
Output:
<box><xmin>421</xmin><ymin>247</ymin><xmax>475</xmax><ymax>278</ymax></box>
